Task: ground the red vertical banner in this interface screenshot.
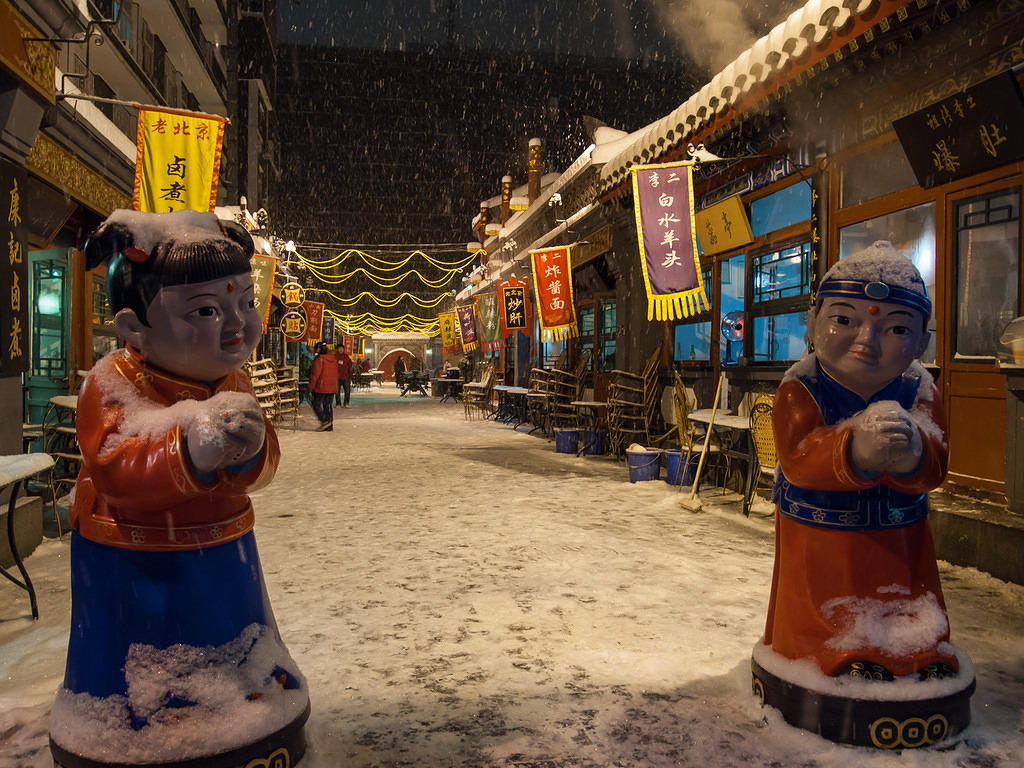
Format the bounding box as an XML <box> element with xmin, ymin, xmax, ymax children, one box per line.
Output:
<box><xmin>529</xmin><ymin>245</ymin><xmax>578</xmax><ymax>342</ymax></box>
<box><xmin>343</xmin><ymin>334</ymin><xmax>355</xmax><ymax>355</ymax></box>
<box><xmin>302</xmin><ymin>301</ymin><xmax>324</xmax><ymax>342</ymax></box>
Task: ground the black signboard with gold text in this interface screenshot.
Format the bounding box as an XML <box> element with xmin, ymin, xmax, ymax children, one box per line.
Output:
<box><xmin>1</xmin><ymin>159</ymin><xmax>29</xmax><ymax>377</ymax></box>
<box><xmin>894</xmin><ymin>72</ymin><xmax>1024</xmax><ymax>189</ymax></box>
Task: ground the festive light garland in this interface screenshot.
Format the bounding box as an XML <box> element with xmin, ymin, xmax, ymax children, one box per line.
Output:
<box><xmin>289</xmin><ymin>243</ymin><xmax>477</xmax><ymax>337</ymax></box>
<box><xmin>317</xmin><ymin>289</ymin><xmax>450</xmax><ymax>308</ymax></box>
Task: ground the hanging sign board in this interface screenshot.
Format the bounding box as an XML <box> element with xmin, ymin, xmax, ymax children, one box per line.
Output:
<box><xmin>529</xmin><ymin>245</ymin><xmax>578</xmax><ymax>342</ymax></box>
<box><xmin>438</xmin><ymin>311</ymin><xmax>458</xmax><ymax>353</ymax></box>
<box><xmin>301</xmin><ymin>301</ymin><xmax>324</xmax><ymax>343</ymax></box>
<box><xmin>476</xmin><ymin>292</ymin><xmax>501</xmax><ymax>352</ymax></box>
<box><xmin>631</xmin><ymin>160</ymin><xmax>709</xmax><ymax>321</ymax></box>
<box><xmin>694</xmin><ymin>195</ymin><xmax>753</xmax><ymax>257</ymax></box>
<box><xmin>249</xmin><ymin>254</ymin><xmax>277</xmax><ymax>331</ymax></box>
<box><xmin>281</xmin><ymin>310</ymin><xmax>306</xmax><ymax>341</ymax></box>
<box><xmin>456</xmin><ymin>304</ymin><xmax>479</xmax><ymax>352</ymax></box>
<box><xmin>281</xmin><ymin>281</ymin><xmax>304</xmax><ymax>308</ymax></box>
<box><xmin>499</xmin><ymin>279</ymin><xmax>530</xmax><ymax>336</ymax></box>
<box><xmin>893</xmin><ymin>71</ymin><xmax>1024</xmax><ymax>188</ymax></box>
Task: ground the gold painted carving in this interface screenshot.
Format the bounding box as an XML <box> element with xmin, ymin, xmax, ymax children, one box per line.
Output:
<box><xmin>26</xmin><ymin>133</ymin><xmax>131</xmax><ymax>215</ymax></box>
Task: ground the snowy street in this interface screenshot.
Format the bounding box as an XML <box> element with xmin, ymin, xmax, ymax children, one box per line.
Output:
<box><xmin>2</xmin><ymin>388</ymin><xmax>1023</xmax><ymax>767</ymax></box>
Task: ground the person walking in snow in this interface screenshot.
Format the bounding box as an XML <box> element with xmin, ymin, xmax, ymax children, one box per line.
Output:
<box><xmin>393</xmin><ymin>353</ymin><xmax>406</xmax><ymax>388</ymax></box>
<box><xmin>309</xmin><ymin>342</ymin><xmax>338</xmax><ymax>430</ymax></box>
<box><xmin>335</xmin><ymin>343</ymin><xmax>353</xmax><ymax>407</ymax></box>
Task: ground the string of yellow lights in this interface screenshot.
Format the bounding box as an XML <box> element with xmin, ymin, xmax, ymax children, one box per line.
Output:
<box><xmin>295</xmin><ymin>248</ymin><xmax>482</xmax><ymax>271</ymax></box>
<box><xmin>317</xmin><ymin>289</ymin><xmax>450</xmax><ymax>308</ymax></box>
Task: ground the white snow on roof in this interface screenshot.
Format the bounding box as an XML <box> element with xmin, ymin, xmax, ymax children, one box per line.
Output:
<box><xmin>598</xmin><ymin>0</ymin><xmax>892</xmax><ymax>193</ymax></box>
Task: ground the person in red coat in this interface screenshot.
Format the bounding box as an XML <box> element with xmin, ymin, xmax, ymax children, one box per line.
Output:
<box><xmin>335</xmin><ymin>343</ymin><xmax>353</xmax><ymax>406</ymax></box>
<box><xmin>309</xmin><ymin>341</ymin><xmax>338</xmax><ymax>430</ymax></box>
<box><xmin>760</xmin><ymin>241</ymin><xmax>959</xmax><ymax>682</ymax></box>
<box><xmin>51</xmin><ymin>209</ymin><xmax>308</xmax><ymax>767</ymax></box>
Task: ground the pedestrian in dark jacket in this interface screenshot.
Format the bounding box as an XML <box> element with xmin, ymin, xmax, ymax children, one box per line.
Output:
<box><xmin>336</xmin><ymin>344</ymin><xmax>353</xmax><ymax>406</ymax></box>
<box><xmin>310</xmin><ymin>342</ymin><xmax>338</xmax><ymax>430</ymax></box>
<box><xmin>393</xmin><ymin>354</ymin><xmax>406</xmax><ymax>388</ymax></box>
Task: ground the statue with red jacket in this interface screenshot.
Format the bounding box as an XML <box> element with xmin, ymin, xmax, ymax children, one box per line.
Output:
<box><xmin>50</xmin><ymin>209</ymin><xmax>308</xmax><ymax>768</ymax></box>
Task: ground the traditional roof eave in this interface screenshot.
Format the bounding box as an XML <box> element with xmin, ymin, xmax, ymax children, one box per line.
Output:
<box><xmin>598</xmin><ymin>0</ymin><xmax>917</xmax><ymax>198</ymax></box>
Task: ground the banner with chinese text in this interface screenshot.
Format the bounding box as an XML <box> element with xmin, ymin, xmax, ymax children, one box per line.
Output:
<box><xmin>321</xmin><ymin>315</ymin><xmax>335</xmax><ymax>346</ymax></box>
<box><xmin>631</xmin><ymin>161</ymin><xmax>709</xmax><ymax>321</ymax></box>
<box><xmin>439</xmin><ymin>311</ymin><xmax>458</xmax><ymax>353</ymax></box>
<box><xmin>249</xmin><ymin>254</ymin><xmax>277</xmax><ymax>331</ymax></box>
<box><xmin>456</xmin><ymin>304</ymin><xmax>478</xmax><ymax>352</ymax></box>
<box><xmin>342</xmin><ymin>333</ymin><xmax>354</xmax><ymax>355</ymax></box>
<box><xmin>475</xmin><ymin>292</ymin><xmax>501</xmax><ymax>352</ymax></box>
<box><xmin>353</xmin><ymin>336</ymin><xmax>365</xmax><ymax>359</ymax></box>
<box><xmin>529</xmin><ymin>245</ymin><xmax>578</xmax><ymax>342</ymax></box>
<box><xmin>1</xmin><ymin>159</ymin><xmax>28</xmax><ymax>376</ymax></box>
<box><xmin>133</xmin><ymin>106</ymin><xmax>227</xmax><ymax>213</ymax></box>
<box><xmin>499</xmin><ymin>279</ymin><xmax>529</xmax><ymax>336</ymax></box>
<box><xmin>302</xmin><ymin>301</ymin><xmax>324</xmax><ymax>342</ymax></box>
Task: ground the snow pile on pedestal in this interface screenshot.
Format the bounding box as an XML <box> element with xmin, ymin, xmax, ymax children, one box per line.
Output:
<box><xmin>50</xmin><ymin>623</ymin><xmax>307</xmax><ymax>763</ymax></box>
<box><xmin>752</xmin><ymin>641</ymin><xmax>974</xmax><ymax>701</ymax></box>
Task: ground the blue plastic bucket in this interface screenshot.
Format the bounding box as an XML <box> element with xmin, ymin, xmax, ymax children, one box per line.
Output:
<box><xmin>554</xmin><ymin>429</ymin><xmax>579</xmax><ymax>454</ymax></box>
<box><xmin>627</xmin><ymin>450</ymin><xmax>661</xmax><ymax>482</ymax></box>
<box><xmin>664</xmin><ymin>449</ymin><xmax>700</xmax><ymax>486</ymax></box>
<box><xmin>582</xmin><ymin>429</ymin><xmax>607</xmax><ymax>455</ymax></box>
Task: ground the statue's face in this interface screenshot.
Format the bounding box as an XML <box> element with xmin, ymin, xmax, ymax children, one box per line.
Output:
<box><xmin>132</xmin><ymin>273</ymin><xmax>261</xmax><ymax>382</ymax></box>
<box><xmin>812</xmin><ymin>295</ymin><xmax>930</xmax><ymax>400</ymax></box>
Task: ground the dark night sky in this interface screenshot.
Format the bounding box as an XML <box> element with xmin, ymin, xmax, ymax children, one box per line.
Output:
<box><xmin>279</xmin><ymin>1</ymin><xmax>807</xmax><ymax>78</ymax></box>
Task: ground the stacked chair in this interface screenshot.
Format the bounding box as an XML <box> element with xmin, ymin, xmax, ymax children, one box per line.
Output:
<box><xmin>463</xmin><ymin>362</ymin><xmax>496</xmax><ymax>420</ymax></box>
<box><xmin>526</xmin><ymin>367</ymin><xmax>553</xmax><ymax>437</ymax></box>
<box><xmin>606</xmin><ymin>348</ymin><xmax>661</xmax><ymax>458</ymax></box>
<box><xmin>548</xmin><ymin>349</ymin><xmax>590</xmax><ymax>432</ymax></box>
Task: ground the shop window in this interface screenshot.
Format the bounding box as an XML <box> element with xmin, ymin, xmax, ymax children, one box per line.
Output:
<box><xmin>674</xmin><ymin>265</ymin><xmax>713</xmax><ymax>362</ymax></box>
<box><xmin>674</xmin><ymin>321</ymin><xmax>712</xmax><ymax>361</ymax></box>
<box><xmin>32</xmin><ymin>262</ymin><xmax>65</xmax><ymax>378</ymax></box>
<box><xmin>953</xmin><ymin>189</ymin><xmax>1021</xmax><ymax>359</ymax></box>
<box><xmin>578</xmin><ymin>304</ymin><xmax>595</xmax><ymax>369</ymax></box>
<box><xmin>750</xmin><ymin>182</ymin><xmax>811</xmax><ymax>237</ymax></box>
<box><xmin>597</xmin><ymin>298</ymin><xmax>616</xmax><ymax>372</ymax></box>
<box><xmin>840</xmin><ymin>141</ymin><xmax>918</xmax><ymax>208</ymax></box>
<box><xmin>749</xmin><ymin>241</ymin><xmax>812</xmax><ymax>363</ymax></box>
<box><xmin>753</xmin><ymin>312</ymin><xmax>808</xmax><ymax>362</ymax></box>
<box><xmin>839</xmin><ymin>202</ymin><xmax>937</xmax><ymax>363</ymax></box>
<box><xmin>719</xmin><ymin>253</ymin><xmax>745</xmax><ymax>365</ymax></box>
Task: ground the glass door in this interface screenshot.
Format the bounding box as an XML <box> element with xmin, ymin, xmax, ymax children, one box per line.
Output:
<box><xmin>24</xmin><ymin>249</ymin><xmax>71</xmax><ymax>423</ymax></box>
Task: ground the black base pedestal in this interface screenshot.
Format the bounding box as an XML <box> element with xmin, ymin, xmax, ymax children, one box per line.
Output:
<box><xmin>51</xmin><ymin>701</ymin><xmax>310</xmax><ymax>768</ymax></box>
<box><xmin>751</xmin><ymin>659</ymin><xmax>974</xmax><ymax>749</ymax></box>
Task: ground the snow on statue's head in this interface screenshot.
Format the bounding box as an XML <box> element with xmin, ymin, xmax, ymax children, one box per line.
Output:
<box><xmin>806</xmin><ymin>240</ymin><xmax>932</xmax><ymax>399</ymax></box>
<box><xmin>85</xmin><ymin>209</ymin><xmax>261</xmax><ymax>382</ymax></box>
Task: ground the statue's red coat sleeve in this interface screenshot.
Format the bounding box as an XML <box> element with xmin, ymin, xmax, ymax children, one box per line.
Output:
<box><xmin>773</xmin><ymin>377</ymin><xmax>948</xmax><ymax>494</ymax></box>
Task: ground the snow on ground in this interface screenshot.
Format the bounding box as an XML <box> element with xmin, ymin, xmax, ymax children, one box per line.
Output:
<box><xmin>2</xmin><ymin>385</ymin><xmax>1023</xmax><ymax>767</ymax></box>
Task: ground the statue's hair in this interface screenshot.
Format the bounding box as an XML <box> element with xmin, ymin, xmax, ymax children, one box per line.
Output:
<box><xmin>84</xmin><ymin>209</ymin><xmax>254</xmax><ymax>325</ymax></box>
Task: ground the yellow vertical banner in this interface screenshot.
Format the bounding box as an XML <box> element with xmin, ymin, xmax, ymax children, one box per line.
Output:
<box><xmin>249</xmin><ymin>254</ymin><xmax>277</xmax><ymax>331</ymax></box>
<box><xmin>133</xmin><ymin>106</ymin><xmax>228</xmax><ymax>213</ymax></box>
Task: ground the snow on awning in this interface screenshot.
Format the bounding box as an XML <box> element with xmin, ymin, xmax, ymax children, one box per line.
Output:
<box><xmin>597</xmin><ymin>0</ymin><xmax>915</xmax><ymax>196</ymax></box>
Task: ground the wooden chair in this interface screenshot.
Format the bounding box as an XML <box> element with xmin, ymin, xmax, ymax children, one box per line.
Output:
<box><xmin>526</xmin><ymin>367</ymin><xmax>553</xmax><ymax>437</ymax></box>
<box><xmin>607</xmin><ymin>348</ymin><xmax>661</xmax><ymax>457</ymax></box>
<box><xmin>549</xmin><ymin>349</ymin><xmax>590</xmax><ymax>431</ymax></box>
<box><xmin>746</xmin><ymin>394</ymin><xmax>777</xmax><ymax>510</ymax></box>
<box><xmin>463</xmin><ymin>363</ymin><xmax>495</xmax><ymax>420</ymax></box>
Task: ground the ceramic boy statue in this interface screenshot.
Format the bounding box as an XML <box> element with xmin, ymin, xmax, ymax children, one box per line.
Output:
<box><xmin>753</xmin><ymin>240</ymin><xmax>973</xmax><ymax>748</ymax></box>
<box><xmin>50</xmin><ymin>210</ymin><xmax>308</xmax><ymax>768</ymax></box>
<box><xmin>763</xmin><ymin>240</ymin><xmax>956</xmax><ymax>680</ymax></box>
